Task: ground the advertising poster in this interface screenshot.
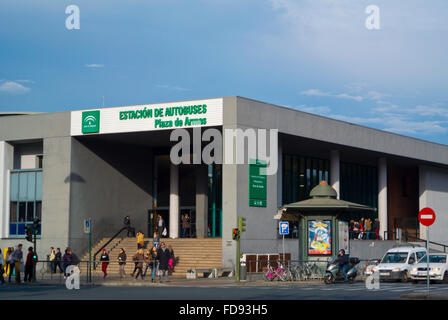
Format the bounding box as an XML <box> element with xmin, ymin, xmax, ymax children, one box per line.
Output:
<box><xmin>308</xmin><ymin>220</ymin><xmax>332</xmax><ymax>255</ymax></box>
<box><xmin>338</xmin><ymin>221</ymin><xmax>350</xmax><ymax>255</ymax></box>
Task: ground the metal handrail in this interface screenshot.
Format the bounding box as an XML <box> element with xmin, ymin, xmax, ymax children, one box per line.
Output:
<box><xmin>384</xmin><ymin>230</ymin><xmax>448</xmax><ymax>253</ymax></box>
<box><xmin>93</xmin><ymin>227</ymin><xmax>127</xmax><ymax>270</ymax></box>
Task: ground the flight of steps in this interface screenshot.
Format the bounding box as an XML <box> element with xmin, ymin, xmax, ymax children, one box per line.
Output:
<box><xmin>80</xmin><ymin>237</ymin><xmax>222</xmax><ymax>278</ymax></box>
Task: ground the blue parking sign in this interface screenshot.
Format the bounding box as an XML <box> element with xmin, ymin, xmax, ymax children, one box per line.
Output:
<box><xmin>279</xmin><ymin>221</ymin><xmax>289</xmax><ymax>235</ymax></box>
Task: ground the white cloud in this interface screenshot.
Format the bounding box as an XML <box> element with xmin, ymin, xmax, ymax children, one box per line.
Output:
<box><xmin>295</xmin><ymin>105</ymin><xmax>331</xmax><ymax>115</ymax></box>
<box><xmin>301</xmin><ymin>88</ymin><xmax>363</xmax><ymax>102</ymax></box>
<box><xmin>85</xmin><ymin>64</ymin><xmax>104</xmax><ymax>68</ymax></box>
<box><xmin>0</xmin><ymin>81</ymin><xmax>31</xmax><ymax>94</ymax></box>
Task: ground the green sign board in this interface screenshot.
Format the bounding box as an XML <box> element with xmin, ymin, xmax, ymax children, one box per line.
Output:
<box><xmin>82</xmin><ymin>110</ymin><xmax>100</xmax><ymax>133</ymax></box>
<box><xmin>249</xmin><ymin>159</ymin><xmax>267</xmax><ymax>207</ymax></box>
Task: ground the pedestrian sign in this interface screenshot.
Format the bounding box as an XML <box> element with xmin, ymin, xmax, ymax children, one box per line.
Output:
<box><xmin>84</xmin><ymin>219</ymin><xmax>91</xmax><ymax>233</ymax></box>
<box><xmin>279</xmin><ymin>221</ymin><xmax>289</xmax><ymax>235</ymax></box>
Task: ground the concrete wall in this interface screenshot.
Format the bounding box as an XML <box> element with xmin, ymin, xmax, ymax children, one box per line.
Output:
<box><xmin>0</xmin><ymin>141</ymin><xmax>13</xmax><ymax>239</ymax></box>
<box><xmin>234</xmin><ymin>97</ymin><xmax>448</xmax><ymax>167</ymax></box>
<box><xmin>69</xmin><ymin>138</ymin><xmax>153</xmax><ymax>258</ymax></box>
<box><xmin>349</xmin><ymin>240</ymin><xmax>421</xmax><ymax>261</ymax></box>
<box><xmin>0</xmin><ymin>112</ymin><xmax>70</xmax><ymax>141</ymax></box>
<box><xmin>419</xmin><ymin>165</ymin><xmax>448</xmax><ymax>245</ymax></box>
<box><xmin>222</xmin><ymin>97</ymin><xmax>238</xmax><ymax>268</ymax></box>
<box><xmin>39</xmin><ymin>137</ymin><xmax>72</xmax><ymax>261</ymax></box>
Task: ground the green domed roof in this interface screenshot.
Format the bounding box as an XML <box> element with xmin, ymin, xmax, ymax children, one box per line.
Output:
<box><xmin>309</xmin><ymin>181</ymin><xmax>337</xmax><ymax>198</ymax></box>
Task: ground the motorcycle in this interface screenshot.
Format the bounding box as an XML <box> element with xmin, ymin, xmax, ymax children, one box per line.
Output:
<box><xmin>324</xmin><ymin>256</ymin><xmax>360</xmax><ymax>284</ymax></box>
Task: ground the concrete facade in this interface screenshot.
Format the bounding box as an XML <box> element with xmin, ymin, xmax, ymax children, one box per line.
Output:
<box><xmin>1</xmin><ymin>96</ymin><xmax>448</xmax><ymax>268</ymax></box>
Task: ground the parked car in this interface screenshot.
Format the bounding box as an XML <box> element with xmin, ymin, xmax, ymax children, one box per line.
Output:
<box><xmin>364</xmin><ymin>246</ymin><xmax>427</xmax><ymax>282</ymax></box>
<box><xmin>409</xmin><ymin>253</ymin><xmax>448</xmax><ymax>283</ymax></box>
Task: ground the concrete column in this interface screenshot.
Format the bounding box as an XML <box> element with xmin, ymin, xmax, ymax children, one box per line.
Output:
<box><xmin>169</xmin><ymin>163</ymin><xmax>179</xmax><ymax>238</ymax></box>
<box><xmin>0</xmin><ymin>141</ymin><xmax>13</xmax><ymax>238</ymax></box>
<box><xmin>195</xmin><ymin>165</ymin><xmax>208</xmax><ymax>238</ymax></box>
<box><xmin>378</xmin><ymin>157</ymin><xmax>388</xmax><ymax>239</ymax></box>
<box><xmin>277</xmin><ymin>137</ymin><xmax>283</xmax><ymax>208</ymax></box>
<box><xmin>330</xmin><ymin>150</ymin><xmax>340</xmax><ymax>199</ymax></box>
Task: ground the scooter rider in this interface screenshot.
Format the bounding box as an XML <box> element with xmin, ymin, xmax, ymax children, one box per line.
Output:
<box><xmin>335</xmin><ymin>249</ymin><xmax>349</xmax><ymax>282</ymax></box>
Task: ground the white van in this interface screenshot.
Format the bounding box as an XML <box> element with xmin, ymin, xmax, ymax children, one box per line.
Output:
<box><xmin>365</xmin><ymin>245</ymin><xmax>427</xmax><ymax>282</ymax></box>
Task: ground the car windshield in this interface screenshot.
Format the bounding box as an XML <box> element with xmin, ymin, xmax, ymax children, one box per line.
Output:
<box><xmin>381</xmin><ymin>252</ymin><xmax>408</xmax><ymax>263</ymax></box>
<box><xmin>418</xmin><ymin>255</ymin><xmax>447</xmax><ymax>264</ymax></box>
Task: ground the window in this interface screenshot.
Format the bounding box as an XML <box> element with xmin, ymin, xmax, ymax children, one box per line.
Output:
<box><xmin>9</xmin><ymin>170</ymin><xmax>42</xmax><ymax>237</ymax></box>
<box><xmin>282</xmin><ymin>155</ymin><xmax>330</xmax><ymax>205</ymax></box>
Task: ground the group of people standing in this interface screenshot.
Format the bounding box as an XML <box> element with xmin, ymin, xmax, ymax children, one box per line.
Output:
<box><xmin>349</xmin><ymin>218</ymin><xmax>380</xmax><ymax>240</ymax></box>
<box><xmin>49</xmin><ymin>247</ymin><xmax>74</xmax><ymax>279</ymax></box>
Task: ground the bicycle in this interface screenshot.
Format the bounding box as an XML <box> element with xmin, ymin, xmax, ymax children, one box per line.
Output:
<box><xmin>263</xmin><ymin>264</ymin><xmax>277</xmax><ymax>281</ymax></box>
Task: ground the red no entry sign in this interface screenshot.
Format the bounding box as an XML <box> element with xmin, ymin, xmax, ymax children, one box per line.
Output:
<box><xmin>418</xmin><ymin>207</ymin><xmax>436</xmax><ymax>226</ymax></box>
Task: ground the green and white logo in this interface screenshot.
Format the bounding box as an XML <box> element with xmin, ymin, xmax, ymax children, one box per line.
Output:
<box><xmin>82</xmin><ymin>110</ymin><xmax>100</xmax><ymax>133</ymax></box>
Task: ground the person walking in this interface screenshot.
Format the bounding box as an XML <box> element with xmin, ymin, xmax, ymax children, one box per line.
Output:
<box><xmin>181</xmin><ymin>213</ymin><xmax>191</xmax><ymax>238</ymax></box>
<box><xmin>365</xmin><ymin>218</ymin><xmax>372</xmax><ymax>240</ymax></box>
<box><xmin>10</xmin><ymin>244</ymin><xmax>23</xmax><ymax>284</ymax></box>
<box><xmin>55</xmin><ymin>248</ymin><xmax>64</xmax><ymax>274</ymax></box>
<box><xmin>100</xmin><ymin>248</ymin><xmax>109</xmax><ymax>279</ymax></box>
<box><xmin>0</xmin><ymin>249</ymin><xmax>5</xmax><ymax>285</ymax></box>
<box><xmin>6</xmin><ymin>248</ymin><xmax>14</xmax><ymax>282</ymax></box>
<box><xmin>124</xmin><ymin>216</ymin><xmax>135</xmax><ymax>237</ymax></box>
<box><xmin>49</xmin><ymin>247</ymin><xmax>56</xmax><ymax>273</ymax></box>
<box><xmin>133</xmin><ymin>249</ymin><xmax>144</xmax><ymax>280</ymax></box>
<box><xmin>62</xmin><ymin>248</ymin><xmax>73</xmax><ymax>279</ymax></box>
<box><xmin>358</xmin><ymin>218</ymin><xmax>364</xmax><ymax>240</ymax></box>
<box><xmin>143</xmin><ymin>249</ymin><xmax>152</xmax><ymax>279</ymax></box>
<box><xmin>136</xmin><ymin>231</ymin><xmax>145</xmax><ymax>250</ymax></box>
<box><xmin>150</xmin><ymin>246</ymin><xmax>158</xmax><ymax>283</ymax></box>
<box><xmin>118</xmin><ymin>248</ymin><xmax>127</xmax><ymax>279</ymax></box>
<box><xmin>152</xmin><ymin>232</ymin><xmax>160</xmax><ymax>250</ymax></box>
<box><xmin>157</xmin><ymin>215</ymin><xmax>165</xmax><ymax>238</ymax></box>
<box><xmin>24</xmin><ymin>247</ymin><xmax>35</xmax><ymax>282</ymax></box>
<box><xmin>167</xmin><ymin>244</ymin><xmax>175</xmax><ymax>274</ymax></box>
<box><xmin>374</xmin><ymin>218</ymin><xmax>380</xmax><ymax>240</ymax></box>
<box><xmin>157</xmin><ymin>242</ymin><xmax>171</xmax><ymax>283</ymax></box>
<box><xmin>353</xmin><ymin>221</ymin><xmax>360</xmax><ymax>240</ymax></box>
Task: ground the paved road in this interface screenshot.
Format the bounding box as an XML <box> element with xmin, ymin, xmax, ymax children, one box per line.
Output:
<box><xmin>0</xmin><ymin>282</ymin><xmax>447</xmax><ymax>300</ymax></box>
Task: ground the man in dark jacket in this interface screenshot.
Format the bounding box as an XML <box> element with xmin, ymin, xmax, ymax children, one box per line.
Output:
<box><xmin>118</xmin><ymin>248</ymin><xmax>127</xmax><ymax>279</ymax></box>
<box><xmin>335</xmin><ymin>249</ymin><xmax>349</xmax><ymax>282</ymax></box>
<box><xmin>55</xmin><ymin>248</ymin><xmax>64</xmax><ymax>273</ymax></box>
<box><xmin>24</xmin><ymin>247</ymin><xmax>35</xmax><ymax>282</ymax></box>
<box><xmin>124</xmin><ymin>216</ymin><xmax>135</xmax><ymax>237</ymax></box>
<box><xmin>157</xmin><ymin>242</ymin><xmax>171</xmax><ymax>282</ymax></box>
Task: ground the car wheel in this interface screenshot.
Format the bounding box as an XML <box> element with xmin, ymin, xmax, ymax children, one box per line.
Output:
<box><xmin>400</xmin><ymin>271</ymin><xmax>409</xmax><ymax>283</ymax></box>
<box><xmin>443</xmin><ymin>272</ymin><xmax>448</xmax><ymax>284</ymax></box>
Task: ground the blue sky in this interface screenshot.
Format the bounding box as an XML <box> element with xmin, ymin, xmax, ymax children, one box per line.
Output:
<box><xmin>0</xmin><ymin>0</ymin><xmax>447</xmax><ymax>145</ymax></box>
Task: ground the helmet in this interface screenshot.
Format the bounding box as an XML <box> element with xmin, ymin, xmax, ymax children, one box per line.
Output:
<box><xmin>339</xmin><ymin>249</ymin><xmax>345</xmax><ymax>255</ymax></box>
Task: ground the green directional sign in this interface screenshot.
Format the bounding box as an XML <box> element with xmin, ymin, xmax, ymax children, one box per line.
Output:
<box><xmin>249</xmin><ymin>159</ymin><xmax>267</xmax><ymax>207</ymax></box>
<box><xmin>82</xmin><ymin>110</ymin><xmax>100</xmax><ymax>133</ymax></box>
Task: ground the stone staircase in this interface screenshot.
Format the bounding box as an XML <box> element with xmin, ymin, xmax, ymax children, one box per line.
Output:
<box><xmin>80</xmin><ymin>237</ymin><xmax>222</xmax><ymax>278</ymax></box>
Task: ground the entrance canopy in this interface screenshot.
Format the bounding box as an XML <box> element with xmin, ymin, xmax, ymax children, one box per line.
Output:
<box><xmin>275</xmin><ymin>181</ymin><xmax>374</xmax><ymax>219</ymax></box>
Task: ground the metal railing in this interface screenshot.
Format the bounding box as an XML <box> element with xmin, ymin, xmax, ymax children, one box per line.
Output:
<box><xmin>246</xmin><ymin>258</ymin><xmax>380</xmax><ymax>282</ymax></box>
<box><xmin>384</xmin><ymin>230</ymin><xmax>448</xmax><ymax>253</ymax></box>
<box><xmin>93</xmin><ymin>227</ymin><xmax>127</xmax><ymax>270</ymax></box>
<box><xmin>2</xmin><ymin>260</ymin><xmax>91</xmax><ymax>284</ymax></box>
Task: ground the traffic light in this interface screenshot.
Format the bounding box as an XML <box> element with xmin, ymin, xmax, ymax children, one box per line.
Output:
<box><xmin>232</xmin><ymin>228</ymin><xmax>239</xmax><ymax>240</ymax></box>
<box><xmin>33</xmin><ymin>218</ymin><xmax>40</xmax><ymax>235</ymax></box>
<box><xmin>25</xmin><ymin>226</ymin><xmax>33</xmax><ymax>242</ymax></box>
<box><xmin>238</xmin><ymin>217</ymin><xmax>246</xmax><ymax>233</ymax></box>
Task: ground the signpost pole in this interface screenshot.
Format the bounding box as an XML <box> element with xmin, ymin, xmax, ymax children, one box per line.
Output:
<box><xmin>427</xmin><ymin>226</ymin><xmax>429</xmax><ymax>296</ymax></box>
<box><xmin>89</xmin><ymin>225</ymin><xmax>92</xmax><ymax>283</ymax></box>
<box><xmin>282</xmin><ymin>234</ymin><xmax>285</xmax><ymax>264</ymax></box>
<box><xmin>236</xmin><ymin>236</ymin><xmax>240</xmax><ymax>283</ymax></box>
